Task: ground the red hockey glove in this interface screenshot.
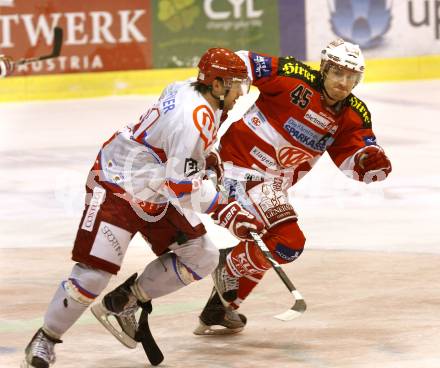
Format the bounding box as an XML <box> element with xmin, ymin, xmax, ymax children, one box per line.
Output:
<box><xmin>212</xmin><ymin>201</ymin><xmax>265</xmax><ymax>241</ymax></box>
<box><xmin>205</xmin><ymin>149</ymin><xmax>224</xmax><ymax>183</ymax></box>
<box><xmin>354</xmin><ymin>146</ymin><xmax>392</xmax><ymax>183</ymax></box>
<box><xmin>0</xmin><ymin>55</ymin><xmax>14</xmax><ymax>78</ymax></box>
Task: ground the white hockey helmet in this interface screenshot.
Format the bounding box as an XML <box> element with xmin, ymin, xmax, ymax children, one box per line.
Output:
<box><xmin>321</xmin><ymin>38</ymin><xmax>365</xmax><ymax>73</ymax></box>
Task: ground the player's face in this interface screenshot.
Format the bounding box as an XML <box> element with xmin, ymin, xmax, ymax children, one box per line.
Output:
<box><xmin>223</xmin><ymin>78</ymin><xmax>250</xmax><ymax>111</ymax></box>
<box><xmin>324</xmin><ymin>65</ymin><xmax>360</xmax><ymax>101</ymax></box>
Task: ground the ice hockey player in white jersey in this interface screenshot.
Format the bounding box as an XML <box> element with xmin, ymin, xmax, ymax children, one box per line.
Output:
<box><xmin>22</xmin><ymin>48</ymin><xmax>264</xmax><ymax>368</ymax></box>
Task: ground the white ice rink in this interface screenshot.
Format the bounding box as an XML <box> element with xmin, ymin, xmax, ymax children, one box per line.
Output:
<box><xmin>1</xmin><ymin>79</ymin><xmax>439</xmax><ymax>367</ymax></box>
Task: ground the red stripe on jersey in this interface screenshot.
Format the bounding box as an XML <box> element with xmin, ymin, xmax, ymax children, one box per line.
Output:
<box><xmin>146</xmin><ymin>143</ymin><xmax>167</xmax><ymax>163</ymax></box>
<box><xmin>101</xmin><ymin>132</ymin><xmax>118</xmax><ymax>149</ymax></box>
<box><xmin>165</xmin><ymin>179</ymin><xmax>193</xmax><ymax>198</ymax></box>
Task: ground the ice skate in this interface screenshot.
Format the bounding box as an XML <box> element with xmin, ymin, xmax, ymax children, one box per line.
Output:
<box><xmin>21</xmin><ymin>328</ymin><xmax>62</xmax><ymax>368</ymax></box>
<box><xmin>91</xmin><ymin>273</ymin><xmax>140</xmax><ymax>349</ymax></box>
<box><xmin>193</xmin><ymin>287</ymin><xmax>247</xmax><ymax>335</ymax></box>
<box><xmin>212</xmin><ymin>248</ymin><xmax>240</xmax><ymax>303</ymax></box>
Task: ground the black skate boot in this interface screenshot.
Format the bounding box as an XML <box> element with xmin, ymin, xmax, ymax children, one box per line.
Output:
<box><xmin>193</xmin><ymin>287</ymin><xmax>247</xmax><ymax>335</ymax></box>
<box><xmin>21</xmin><ymin>328</ymin><xmax>62</xmax><ymax>368</ymax></box>
<box><xmin>212</xmin><ymin>248</ymin><xmax>240</xmax><ymax>303</ymax></box>
<box><xmin>91</xmin><ymin>273</ymin><xmax>140</xmax><ymax>348</ymax></box>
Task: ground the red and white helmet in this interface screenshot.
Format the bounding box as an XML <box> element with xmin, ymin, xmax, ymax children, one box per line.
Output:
<box><xmin>321</xmin><ymin>38</ymin><xmax>365</xmax><ymax>73</ymax></box>
<box><xmin>197</xmin><ymin>48</ymin><xmax>250</xmax><ymax>92</ymax></box>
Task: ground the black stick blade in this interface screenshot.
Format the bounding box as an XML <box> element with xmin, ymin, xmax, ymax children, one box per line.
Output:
<box><xmin>15</xmin><ymin>26</ymin><xmax>64</xmax><ymax>65</ymax></box>
<box><xmin>135</xmin><ymin>307</ymin><xmax>164</xmax><ymax>366</ymax></box>
<box><xmin>39</xmin><ymin>26</ymin><xmax>63</xmax><ymax>60</ymax></box>
<box><xmin>51</xmin><ymin>27</ymin><xmax>63</xmax><ymax>58</ymax></box>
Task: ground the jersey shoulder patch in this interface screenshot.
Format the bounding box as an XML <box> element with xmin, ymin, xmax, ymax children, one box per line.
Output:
<box><xmin>249</xmin><ymin>52</ymin><xmax>273</xmax><ymax>79</ymax></box>
<box><xmin>277</xmin><ymin>57</ymin><xmax>320</xmax><ymax>88</ymax></box>
<box><xmin>346</xmin><ymin>94</ymin><xmax>372</xmax><ymax>128</ymax></box>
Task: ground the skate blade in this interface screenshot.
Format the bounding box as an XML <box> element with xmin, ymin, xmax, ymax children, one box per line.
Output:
<box><xmin>193</xmin><ymin>320</ymin><xmax>244</xmax><ymax>336</ymax></box>
<box><xmin>274</xmin><ymin>309</ymin><xmax>302</xmax><ymax>321</ymax></box>
<box><xmin>91</xmin><ymin>302</ymin><xmax>137</xmax><ymax>349</ymax></box>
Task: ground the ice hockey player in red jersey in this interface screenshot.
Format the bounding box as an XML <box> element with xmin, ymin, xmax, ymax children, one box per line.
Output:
<box><xmin>194</xmin><ymin>39</ymin><xmax>392</xmax><ymax>335</ymax></box>
<box><xmin>0</xmin><ymin>54</ymin><xmax>14</xmax><ymax>77</ymax></box>
<box><xmin>21</xmin><ymin>48</ymin><xmax>264</xmax><ymax>367</ymax></box>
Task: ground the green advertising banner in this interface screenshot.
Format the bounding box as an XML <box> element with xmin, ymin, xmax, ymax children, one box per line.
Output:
<box><xmin>152</xmin><ymin>0</ymin><xmax>280</xmax><ymax>68</ymax></box>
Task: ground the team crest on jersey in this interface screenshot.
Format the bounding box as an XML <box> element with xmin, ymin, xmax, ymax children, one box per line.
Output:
<box><xmin>251</xmin><ymin>116</ymin><xmax>261</xmax><ymax>127</ymax></box>
<box><xmin>243</xmin><ymin>107</ymin><xmax>268</xmax><ymax>133</ymax></box>
<box><xmin>276</xmin><ymin>145</ymin><xmax>312</xmax><ymax>168</ymax></box>
<box><xmin>193</xmin><ymin>105</ymin><xmax>216</xmax><ymax>149</ymax></box>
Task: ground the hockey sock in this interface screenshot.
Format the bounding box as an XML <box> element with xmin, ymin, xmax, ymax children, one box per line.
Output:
<box><xmin>43</xmin><ymin>263</ymin><xmax>111</xmax><ymax>338</ymax></box>
<box><xmin>136</xmin><ymin>253</ymin><xmax>200</xmax><ymax>299</ymax></box>
<box><xmin>230</xmin><ymin>272</ymin><xmax>265</xmax><ymax>309</ymax></box>
<box><xmin>225</xmin><ymin>240</ymin><xmax>271</xmax><ymax>278</ymax></box>
<box><xmin>43</xmin><ymin>284</ymin><xmax>89</xmax><ymax>338</ymax></box>
<box><xmin>136</xmin><ymin>235</ymin><xmax>217</xmax><ymax>299</ymax></box>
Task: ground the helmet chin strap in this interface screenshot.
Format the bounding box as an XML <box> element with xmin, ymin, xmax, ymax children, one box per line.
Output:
<box><xmin>210</xmin><ymin>89</ymin><xmax>229</xmax><ymax>111</ymax></box>
<box><xmin>322</xmin><ymin>85</ymin><xmax>345</xmax><ymax>111</ymax></box>
<box><xmin>321</xmin><ymin>70</ymin><xmax>341</xmax><ymax>107</ymax></box>
<box><xmin>322</xmin><ymin>85</ymin><xmax>336</xmax><ymax>104</ymax></box>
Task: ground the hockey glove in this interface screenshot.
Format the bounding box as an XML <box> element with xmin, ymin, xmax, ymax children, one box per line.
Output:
<box><xmin>354</xmin><ymin>145</ymin><xmax>392</xmax><ymax>183</ymax></box>
<box><xmin>212</xmin><ymin>201</ymin><xmax>265</xmax><ymax>241</ymax></box>
<box><xmin>205</xmin><ymin>149</ymin><xmax>224</xmax><ymax>183</ymax></box>
<box><xmin>0</xmin><ymin>55</ymin><xmax>14</xmax><ymax>78</ymax></box>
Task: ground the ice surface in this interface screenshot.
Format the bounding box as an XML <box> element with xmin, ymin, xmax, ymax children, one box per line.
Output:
<box><xmin>1</xmin><ymin>79</ymin><xmax>440</xmax><ymax>368</ymax></box>
<box><xmin>1</xmin><ymin>81</ymin><xmax>439</xmax><ymax>253</ymax></box>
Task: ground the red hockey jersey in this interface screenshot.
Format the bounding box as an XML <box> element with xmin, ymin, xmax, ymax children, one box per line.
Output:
<box><xmin>220</xmin><ymin>51</ymin><xmax>380</xmax><ymax>185</ymax></box>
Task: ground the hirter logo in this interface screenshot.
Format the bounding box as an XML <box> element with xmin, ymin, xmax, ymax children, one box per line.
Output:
<box><xmin>276</xmin><ymin>146</ymin><xmax>312</xmax><ymax>168</ymax></box>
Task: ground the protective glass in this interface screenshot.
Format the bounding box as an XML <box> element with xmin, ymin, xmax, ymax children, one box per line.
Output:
<box><xmin>326</xmin><ymin>65</ymin><xmax>362</xmax><ymax>85</ymax></box>
<box><xmin>224</xmin><ymin>77</ymin><xmax>251</xmax><ymax>95</ymax></box>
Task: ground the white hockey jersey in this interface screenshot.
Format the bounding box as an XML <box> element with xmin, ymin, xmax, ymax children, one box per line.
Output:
<box><xmin>93</xmin><ymin>79</ymin><xmax>223</xmax><ymax>214</ymax></box>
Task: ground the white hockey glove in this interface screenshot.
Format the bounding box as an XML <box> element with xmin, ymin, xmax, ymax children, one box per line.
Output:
<box><xmin>212</xmin><ymin>201</ymin><xmax>265</xmax><ymax>241</ymax></box>
<box><xmin>0</xmin><ymin>55</ymin><xmax>14</xmax><ymax>78</ymax></box>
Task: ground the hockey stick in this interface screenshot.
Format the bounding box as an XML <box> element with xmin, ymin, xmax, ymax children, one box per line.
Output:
<box><xmin>135</xmin><ymin>301</ymin><xmax>164</xmax><ymax>366</ymax></box>
<box><xmin>13</xmin><ymin>27</ymin><xmax>63</xmax><ymax>66</ymax></box>
<box><xmin>206</xmin><ymin>171</ymin><xmax>307</xmax><ymax>321</ymax></box>
<box><xmin>250</xmin><ymin>231</ymin><xmax>307</xmax><ymax>321</ymax></box>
